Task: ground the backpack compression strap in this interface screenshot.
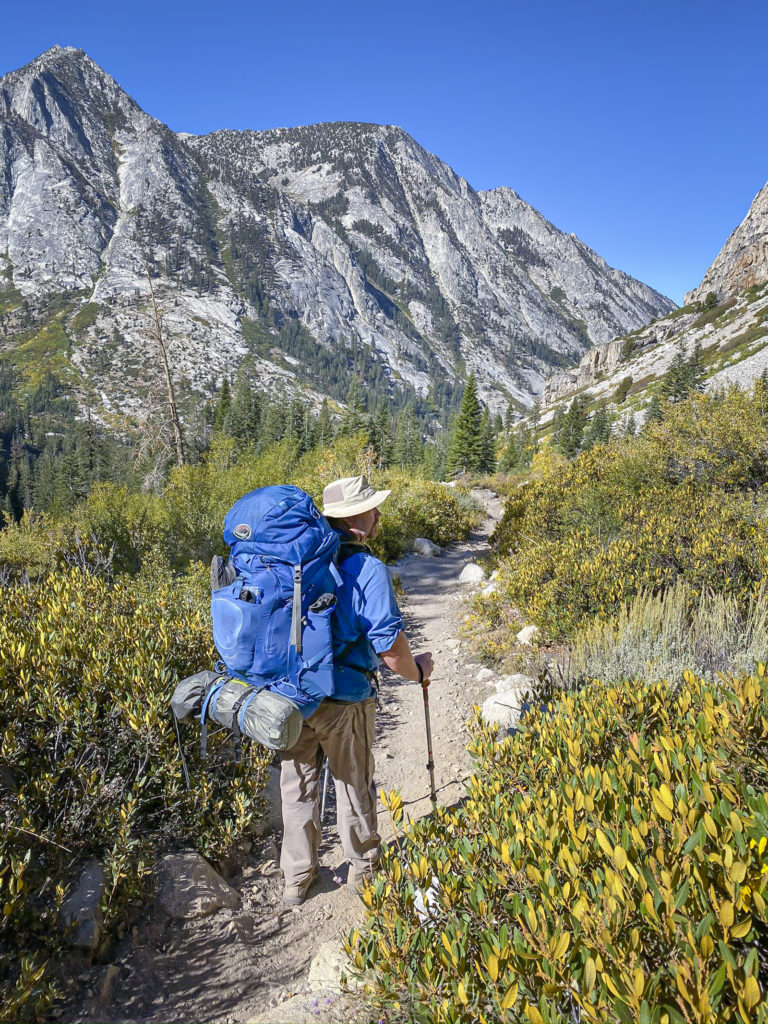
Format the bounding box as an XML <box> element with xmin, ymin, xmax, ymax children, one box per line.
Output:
<box><xmin>290</xmin><ymin>564</ymin><xmax>302</xmax><ymax>655</ymax></box>
<box><xmin>200</xmin><ymin>676</ymin><xmax>227</xmax><ymax>760</ymax></box>
<box><xmin>230</xmin><ymin>686</ymin><xmax>263</xmax><ymax>764</ymax></box>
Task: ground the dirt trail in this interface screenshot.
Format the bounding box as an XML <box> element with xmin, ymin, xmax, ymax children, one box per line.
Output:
<box><xmin>65</xmin><ymin>489</ymin><xmax>503</xmax><ymax>1024</ymax></box>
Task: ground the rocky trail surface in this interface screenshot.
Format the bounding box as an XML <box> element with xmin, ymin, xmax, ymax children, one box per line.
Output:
<box><xmin>62</xmin><ymin>490</ymin><xmax>507</xmax><ymax>1024</ymax></box>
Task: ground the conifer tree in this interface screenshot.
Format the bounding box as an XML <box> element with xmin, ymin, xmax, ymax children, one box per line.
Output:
<box><xmin>645</xmin><ymin>391</ymin><xmax>664</xmax><ymax>423</ymax></box>
<box><xmin>479</xmin><ymin>407</ymin><xmax>497</xmax><ymax>473</ymax></box>
<box><xmin>212</xmin><ymin>378</ymin><xmax>232</xmax><ymax>434</ymax></box>
<box><xmin>260</xmin><ymin>400</ymin><xmax>287</xmax><ymax>445</ymax></box>
<box><xmin>315</xmin><ymin>399</ymin><xmax>334</xmax><ymax>448</ymax></box>
<box><xmin>338</xmin><ymin>378</ymin><xmax>368</xmax><ymax>437</ymax></box>
<box><xmin>504</xmin><ymin>401</ymin><xmax>515</xmax><ymax>434</ymax></box>
<box><xmin>371</xmin><ymin>405</ymin><xmax>393</xmax><ymax>467</ymax></box>
<box><xmin>447</xmin><ymin>373</ymin><xmax>484</xmax><ymax>474</ymax></box>
<box><xmin>392</xmin><ymin>404</ymin><xmax>421</xmax><ymax>469</ymax></box>
<box><xmin>224</xmin><ymin>371</ymin><xmax>261</xmax><ymax>447</ymax></box>
<box><xmin>582</xmin><ymin>404</ymin><xmax>612</xmax><ymax>450</ymax></box>
<box><xmin>555</xmin><ymin>395</ymin><xmax>589</xmax><ymax>457</ymax></box>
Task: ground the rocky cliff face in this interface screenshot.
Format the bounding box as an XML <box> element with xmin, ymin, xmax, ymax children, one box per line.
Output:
<box><xmin>541</xmin><ymin>176</ymin><xmax>768</xmax><ymax>416</ymax></box>
<box><xmin>0</xmin><ymin>47</ymin><xmax>674</xmax><ymax>420</ymax></box>
<box><xmin>685</xmin><ymin>180</ymin><xmax>768</xmax><ymax>304</ymax></box>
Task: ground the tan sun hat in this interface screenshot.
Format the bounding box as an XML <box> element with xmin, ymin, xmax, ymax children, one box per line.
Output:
<box><xmin>321</xmin><ymin>475</ymin><xmax>391</xmax><ymax>518</ymax></box>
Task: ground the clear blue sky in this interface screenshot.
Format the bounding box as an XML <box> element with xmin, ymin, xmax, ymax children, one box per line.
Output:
<box><xmin>3</xmin><ymin>0</ymin><xmax>767</xmax><ymax>304</ymax></box>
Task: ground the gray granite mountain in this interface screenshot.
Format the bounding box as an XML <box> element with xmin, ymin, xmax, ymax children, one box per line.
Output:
<box><xmin>539</xmin><ymin>175</ymin><xmax>768</xmax><ymax>426</ymax></box>
<box><xmin>685</xmin><ymin>179</ymin><xmax>768</xmax><ymax>305</ymax></box>
<box><xmin>0</xmin><ymin>46</ymin><xmax>674</xmax><ymax>420</ymax></box>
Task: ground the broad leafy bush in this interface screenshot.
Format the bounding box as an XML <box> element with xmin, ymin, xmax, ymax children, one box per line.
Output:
<box><xmin>370</xmin><ymin>474</ymin><xmax>479</xmax><ymax>563</ymax></box>
<box><xmin>481</xmin><ymin>387</ymin><xmax>768</xmax><ymax>643</ymax></box>
<box><xmin>350</xmin><ymin>671</ymin><xmax>768</xmax><ymax>1023</ymax></box>
<box><xmin>0</xmin><ymin>567</ymin><xmax>270</xmax><ymax>1020</ymax></box>
<box><xmin>0</xmin><ymin>436</ymin><xmax>478</xmax><ymax>579</ymax></box>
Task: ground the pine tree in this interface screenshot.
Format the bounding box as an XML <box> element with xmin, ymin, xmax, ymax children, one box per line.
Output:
<box><xmin>392</xmin><ymin>404</ymin><xmax>422</xmax><ymax>469</ymax></box>
<box><xmin>582</xmin><ymin>405</ymin><xmax>612</xmax><ymax>450</ymax></box>
<box><xmin>555</xmin><ymin>396</ymin><xmax>589</xmax><ymax>458</ymax></box>
<box><xmin>479</xmin><ymin>407</ymin><xmax>497</xmax><ymax>473</ymax></box>
<box><xmin>315</xmin><ymin>399</ymin><xmax>334</xmax><ymax>448</ymax></box>
<box><xmin>338</xmin><ymin>378</ymin><xmax>368</xmax><ymax>438</ymax></box>
<box><xmin>623</xmin><ymin>413</ymin><xmax>637</xmax><ymax>437</ymax></box>
<box><xmin>504</xmin><ymin>401</ymin><xmax>515</xmax><ymax>434</ymax></box>
<box><xmin>224</xmin><ymin>371</ymin><xmax>261</xmax><ymax>447</ymax></box>
<box><xmin>447</xmin><ymin>373</ymin><xmax>484</xmax><ymax>474</ymax></box>
<box><xmin>260</xmin><ymin>399</ymin><xmax>287</xmax><ymax>445</ymax></box>
<box><xmin>645</xmin><ymin>391</ymin><xmax>664</xmax><ymax>423</ymax></box>
<box><xmin>212</xmin><ymin>379</ymin><xmax>232</xmax><ymax>434</ymax></box>
<box><xmin>371</xmin><ymin>405</ymin><xmax>393</xmax><ymax>467</ymax></box>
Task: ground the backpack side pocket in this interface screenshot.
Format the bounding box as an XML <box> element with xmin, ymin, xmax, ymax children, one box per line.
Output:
<box><xmin>211</xmin><ymin>581</ymin><xmax>268</xmax><ymax>676</ymax></box>
<box><xmin>299</xmin><ymin>594</ymin><xmax>337</xmax><ymax>699</ymax></box>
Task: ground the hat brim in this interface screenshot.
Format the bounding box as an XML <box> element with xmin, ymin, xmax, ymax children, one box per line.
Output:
<box><xmin>322</xmin><ymin>489</ymin><xmax>391</xmax><ymax>518</ymax></box>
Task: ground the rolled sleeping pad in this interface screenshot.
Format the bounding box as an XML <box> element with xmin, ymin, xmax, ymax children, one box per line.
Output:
<box><xmin>171</xmin><ymin>672</ymin><xmax>303</xmax><ymax>751</ymax></box>
<box><xmin>171</xmin><ymin>670</ymin><xmax>224</xmax><ymax>723</ymax></box>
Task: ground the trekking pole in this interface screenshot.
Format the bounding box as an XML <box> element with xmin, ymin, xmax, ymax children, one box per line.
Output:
<box><xmin>320</xmin><ymin>756</ymin><xmax>331</xmax><ymax>823</ymax></box>
<box><xmin>421</xmin><ymin>678</ymin><xmax>437</xmax><ymax>808</ymax></box>
<box><xmin>172</xmin><ymin>712</ymin><xmax>191</xmax><ymax>792</ymax></box>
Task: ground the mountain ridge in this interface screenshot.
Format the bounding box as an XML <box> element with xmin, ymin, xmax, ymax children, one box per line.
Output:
<box><xmin>538</xmin><ymin>172</ymin><xmax>768</xmax><ymax>428</ymax></box>
<box><xmin>0</xmin><ymin>46</ymin><xmax>674</xmax><ymax>421</ymax></box>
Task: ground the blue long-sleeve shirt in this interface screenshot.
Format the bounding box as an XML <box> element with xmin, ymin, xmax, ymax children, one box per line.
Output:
<box><xmin>330</xmin><ymin>534</ymin><xmax>404</xmax><ymax>702</ymax></box>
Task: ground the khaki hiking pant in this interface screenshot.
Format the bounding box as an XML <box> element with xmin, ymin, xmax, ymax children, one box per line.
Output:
<box><xmin>279</xmin><ymin>697</ymin><xmax>380</xmax><ymax>887</ymax></box>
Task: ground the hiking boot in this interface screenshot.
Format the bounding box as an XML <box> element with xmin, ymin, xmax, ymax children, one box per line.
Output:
<box><xmin>347</xmin><ymin>863</ymin><xmax>380</xmax><ymax>895</ymax></box>
<box><xmin>282</xmin><ymin>870</ymin><xmax>318</xmax><ymax>906</ymax></box>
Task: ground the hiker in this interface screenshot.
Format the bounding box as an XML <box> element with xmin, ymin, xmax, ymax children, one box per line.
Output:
<box><xmin>280</xmin><ymin>474</ymin><xmax>434</xmax><ymax>905</ymax></box>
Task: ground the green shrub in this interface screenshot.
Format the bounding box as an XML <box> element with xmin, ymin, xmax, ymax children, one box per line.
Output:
<box><xmin>570</xmin><ymin>582</ymin><xmax>768</xmax><ymax>686</ymax></box>
<box><xmin>614</xmin><ymin>376</ymin><xmax>633</xmax><ymax>404</ymax></box>
<box><xmin>0</xmin><ymin>436</ymin><xmax>478</xmax><ymax>580</ymax></box>
<box><xmin>350</xmin><ymin>671</ymin><xmax>768</xmax><ymax>1023</ymax></box>
<box><xmin>371</xmin><ymin>475</ymin><xmax>480</xmax><ymax>563</ymax></box>
<box><xmin>692</xmin><ymin>297</ymin><xmax>737</xmax><ymax>331</ymax></box>
<box><xmin>0</xmin><ymin>566</ymin><xmax>270</xmax><ymax>1019</ymax></box>
<box><xmin>479</xmin><ymin>387</ymin><xmax>768</xmax><ymax>643</ymax></box>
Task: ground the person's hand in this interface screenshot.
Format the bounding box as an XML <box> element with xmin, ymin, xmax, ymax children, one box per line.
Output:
<box><xmin>415</xmin><ymin>652</ymin><xmax>434</xmax><ymax>683</ymax></box>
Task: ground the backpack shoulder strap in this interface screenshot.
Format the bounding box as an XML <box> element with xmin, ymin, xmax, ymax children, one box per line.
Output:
<box><xmin>337</xmin><ymin>539</ymin><xmax>371</xmax><ymax>564</ymax></box>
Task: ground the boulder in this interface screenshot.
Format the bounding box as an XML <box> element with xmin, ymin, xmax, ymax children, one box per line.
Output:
<box><xmin>496</xmin><ymin>673</ymin><xmax>536</xmax><ymax>693</ymax></box>
<box><xmin>480</xmin><ymin>581</ymin><xmax>499</xmax><ymax>597</ymax></box>
<box><xmin>480</xmin><ymin>690</ymin><xmax>524</xmax><ymax>731</ymax></box>
<box><xmin>155</xmin><ymin>850</ymin><xmax>239</xmax><ymax>919</ymax></box>
<box><xmin>458</xmin><ymin>562</ymin><xmax>484</xmax><ymax>585</ymax></box>
<box><xmin>438</xmin><ymin>481</ymin><xmax>457</xmax><ymax>488</ymax></box>
<box><xmin>413</xmin><ymin>537</ymin><xmax>441</xmax><ymax>557</ymax></box>
<box><xmin>476</xmin><ymin>668</ymin><xmax>495</xmax><ymax>684</ymax></box>
<box><xmin>59</xmin><ymin>860</ymin><xmax>105</xmax><ymax>951</ymax></box>
<box><xmin>516</xmin><ymin>624</ymin><xmax>540</xmax><ymax>646</ymax></box>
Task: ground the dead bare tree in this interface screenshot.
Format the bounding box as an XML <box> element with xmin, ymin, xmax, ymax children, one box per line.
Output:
<box><xmin>143</xmin><ymin>268</ymin><xmax>185</xmax><ymax>468</ymax></box>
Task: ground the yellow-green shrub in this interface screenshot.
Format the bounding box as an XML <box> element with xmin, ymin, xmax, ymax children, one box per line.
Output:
<box><xmin>482</xmin><ymin>388</ymin><xmax>768</xmax><ymax>644</ymax></box>
<box><xmin>0</xmin><ymin>566</ymin><xmax>270</xmax><ymax>1020</ymax></box>
<box><xmin>350</xmin><ymin>670</ymin><xmax>768</xmax><ymax>1024</ymax></box>
<box><xmin>0</xmin><ymin>436</ymin><xmax>478</xmax><ymax>580</ymax></box>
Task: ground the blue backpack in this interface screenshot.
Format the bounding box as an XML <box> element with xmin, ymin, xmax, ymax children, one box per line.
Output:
<box><xmin>210</xmin><ymin>485</ymin><xmax>342</xmax><ymax>719</ymax></box>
